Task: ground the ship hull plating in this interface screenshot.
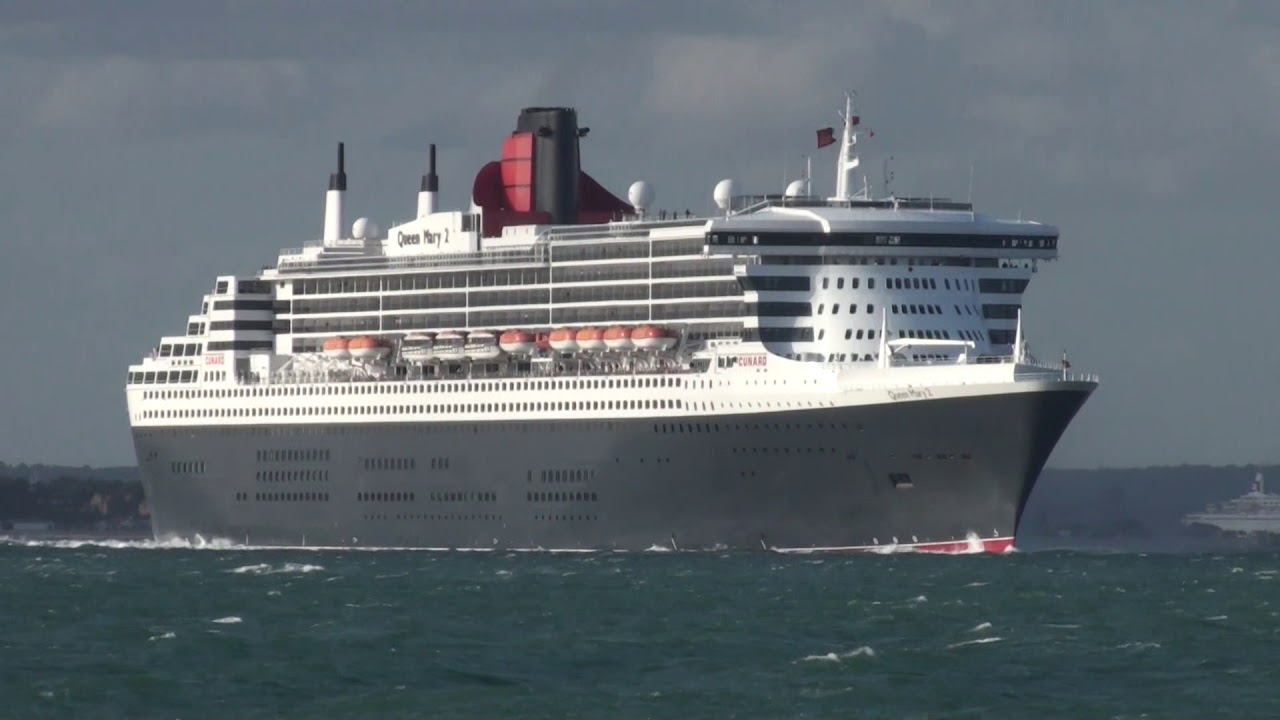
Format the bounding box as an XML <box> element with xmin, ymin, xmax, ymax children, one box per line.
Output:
<box><xmin>132</xmin><ymin>386</ymin><xmax>1091</xmax><ymax>551</ymax></box>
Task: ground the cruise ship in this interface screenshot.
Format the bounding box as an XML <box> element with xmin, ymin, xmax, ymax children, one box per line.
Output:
<box><xmin>1183</xmin><ymin>473</ymin><xmax>1280</xmax><ymax>536</ymax></box>
<box><xmin>125</xmin><ymin>98</ymin><xmax>1098</xmax><ymax>552</ymax></box>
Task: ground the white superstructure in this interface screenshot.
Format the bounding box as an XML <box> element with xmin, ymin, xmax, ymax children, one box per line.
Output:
<box><xmin>125</xmin><ymin>98</ymin><xmax>1093</xmax><ymax>432</ymax></box>
<box><xmin>1184</xmin><ymin>473</ymin><xmax>1280</xmax><ymax>535</ymax></box>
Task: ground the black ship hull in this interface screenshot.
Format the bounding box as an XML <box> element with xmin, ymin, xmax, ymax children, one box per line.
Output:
<box><xmin>132</xmin><ymin>384</ymin><xmax>1092</xmax><ymax>552</ymax></box>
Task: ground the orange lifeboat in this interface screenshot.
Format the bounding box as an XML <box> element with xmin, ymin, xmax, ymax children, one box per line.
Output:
<box><xmin>632</xmin><ymin>325</ymin><xmax>678</xmax><ymax>351</ymax></box>
<box><xmin>348</xmin><ymin>335</ymin><xmax>388</xmax><ymax>361</ymax></box>
<box><xmin>576</xmin><ymin>326</ymin><xmax>606</xmax><ymax>351</ymax></box>
<box><xmin>322</xmin><ymin>336</ymin><xmax>350</xmax><ymax>359</ymax></box>
<box><xmin>499</xmin><ymin>329</ymin><xmax>536</xmax><ymax>355</ymax></box>
<box><xmin>548</xmin><ymin>327</ymin><xmax>579</xmax><ymax>352</ymax></box>
<box><xmin>603</xmin><ymin>325</ymin><xmax>633</xmax><ymax>350</ymax></box>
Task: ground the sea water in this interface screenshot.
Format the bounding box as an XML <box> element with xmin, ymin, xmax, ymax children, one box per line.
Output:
<box><xmin>1</xmin><ymin>540</ymin><xmax>1277</xmax><ymax>719</ymax></box>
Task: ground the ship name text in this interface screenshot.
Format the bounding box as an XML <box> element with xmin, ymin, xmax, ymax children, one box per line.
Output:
<box><xmin>887</xmin><ymin>387</ymin><xmax>932</xmax><ymax>401</ymax></box>
<box><xmin>397</xmin><ymin>229</ymin><xmax>450</xmax><ymax>247</ymax></box>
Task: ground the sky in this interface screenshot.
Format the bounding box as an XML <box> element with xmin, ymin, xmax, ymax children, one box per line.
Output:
<box><xmin>0</xmin><ymin>0</ymin><xmax>1277</xmax><ymax>469</ymax></box>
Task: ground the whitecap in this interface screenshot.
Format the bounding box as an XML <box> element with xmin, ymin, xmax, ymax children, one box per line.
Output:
<box><xmin>228</xmin><ymin>563</ymin><xmax>324</xmax><ymax>575</ymax></box>
<box><xmin>800</xmin><ymin>646</ymin><xmax>875</xmax><ymax>663</ymax></box>
<box><xmin>1117</xmin><ymin>641</ymin><xmax>1161</xmax><ymax>650</ymax></box>
<box><xmin>148</xmin><ymin>631</ymin><xmax>176</xmax><ymax>641</ymax></box>
<box><xmin>948</xmin><ymin>637</ymin><xmax>1003</xmax><ymax>648</ymax></box>
<box><xmin>1206</xmin><ymin>615</ymin><xmax>1228</xmax><ymax>621</ymax></box>
<box><xmin>211</xmin><ymin>616</ymin><xmax>242</xmax><ymax>624</ymax></box>
<box><xmin>970</xmin><ymin>622</ymin><xmax>993</xmax><ymax>632</ymax></box>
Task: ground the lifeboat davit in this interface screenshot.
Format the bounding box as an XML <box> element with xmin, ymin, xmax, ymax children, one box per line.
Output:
<box><xmin>400</xmin><ymin>332</ymin><xmax>435</xmax><ymax>362</ymax></box>
<box><xmin>322</xmin><ymin>336</ymin><xmax>350</xmax><ymax>359</ymax></box>
<box><xmin>548</xmin><ymin>327</ymin><xmax>579</xmax><ymax>352</ymax></box>
<box><xmin>499</xmin><ymin>329</ymin><xmax>536</xmax><ymax>355</ymax></box>
<box><xmin>465</xmin><ymin>330</ymin><xmax>502</xmax><ymax>360</ymax></box>
<box><xmin>434</xmin><ymin>330</ymin><xmax>466</xmax><ymax>361</ymax></box>
<box><xmin>348</xmin><ymin>335</ymin><xmax>389</xmax><ymax>361</ymax></box>
<box><xmin>603</xmin><ymin>325</ymin><xmax>634</xmax><ymax>351</ymax></box>
<box><xmin>534</xmin><ymin>331</ymin><xmax>552</xmax><ymax>352</ymax></box>
<box><xmin>632</xmin><ymin>325</ymin><xmax>678</xmax><ymax>351</ymax></box>
<box><xmin>576</xmin><ymin>326</ymin><xmax>606</xmax><ymax>351</ymax></box>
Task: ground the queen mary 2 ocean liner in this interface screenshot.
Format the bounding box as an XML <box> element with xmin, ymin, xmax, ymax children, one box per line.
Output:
<box><xmin>125</xmin><ymin>98</ymin><xmax>1097</xmax><ymax>553</ymax></box>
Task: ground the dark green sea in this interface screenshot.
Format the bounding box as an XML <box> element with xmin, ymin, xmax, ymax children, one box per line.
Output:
<box><xmin>1</xmin><ymin>540</ymin><xmax>1277</xmax><ymax>719</ymax></box>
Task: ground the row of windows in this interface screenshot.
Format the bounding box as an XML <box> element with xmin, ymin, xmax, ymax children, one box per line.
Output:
<box><xmin>357</xmin><ymin>491</ymin><xmax>414</xmax><ymax>502</ymax></box>
<box><xmin>256</xmin><ymin>491</ymin><xmax>329</xmax><ymax>502</ymax></box>
<box><xmin>365</xmin><ymin>513</ymin><xmax>506</xmax><ymax>521</ymax></box>
<box><xmin>533</xmin><ymin>514</ymin><xmax>599</xmax><ymax>521</ymax></box>
<box><xmin>739</xmin><ymin>275</ymin><xmax>811</xmax><ymax>292</ymax></box>
<box><xmin>139</xmin><ymin>397</ymin><xmax>684</xmax><ymax>420</ymax></box>
<box><xmin>134</xmin><ymin>420</ymin><xmax>625</xmax><ymax>440</ymax></box>
<box><xmin>286</xmin><ymin>302</ymin><xmax>742</xmax><ymax>335</ymax></box>
<box><xmin>209</xmin><ymin>320</ymin><xmax>274</xmax><ymax>332</ymax></box>
<box><xmin>709</xmin><ymin>231</ymin><xmax>1057</xmax><ymax>250</ymax></box>
<box><xmin>130</xmin><ymin>370</ymin><xmax>198</xmax><ymax>385</ymax></box>
<box><xmin>170</xmin><ymin>461</ymin><xmax>205</xmax><ymax>474</ymax></box>
<box><xmin>527</xmin><ymin>491</ymin><xmax>598</xmax><ymax>502</ymax></box>
<box><xmin>430</xmin><ymin>490</ymin><xmax>494</xmax><ymax>502</ymax></box>
<box><xmin>143</xmin><ymin>374</ymin><xmax>687</xmax><ymax>401</ymax></box>
<box><xmin>212</xmin><ymin>298</ymin><xmax>274</xmax><ymax>311</ymax></box>
<box><xmin>256</xmin><ymin>469</ymin><xmax>329</xmax><ymax>482</ymax></box>
<box><xmin>159</xmin><ymin>342</ymin><xmax>204</xmax><ymax>357</ymax></box>
<box><xmin>363</xmin><ymin>457</ymin><xmax>416</xmax><ymax>471</ymax></box>
<box><xmin>743</xmin><ymin>327</ymin><xmax>815</xmax><ymax>343</ymax></box>
<box><xmin>257</xmin><ymin>448</ymin><xmax>330</xmax><ymax>463</ymax></box>
<box><xmin>429</xmin><ymin>457</ymin><xmax>451</xmax><ymax>470</ymax></box>
<box><xmin>207</xmin><ymin>340</ymin><xmax>273</xmax><ymax>352</ymax></box>
<box><xmin>815</xmin><ymin>302</ymin><xmax>877</xmax><ymax>316</ymax></box>
<box><xmin>535</xmin><ymin>469</ymin><xmax>595</xmax><ymax>483</ymax></box>
<box><xmin>764</xmin><ymin>255</ymin><xmax>977</xmax><ymax>267</ymax></box>
<box><xmin>978</xmin><ymin>278</ymin><xmax>1030</xmax><ymax>294</ymax></box>
<box><xmin>552</xmin><ymin>259</ymin><xmax>734</xmax><ymax>283</ymax></box>
<box><xmin>750</xmin><ymin>301</ymin><xmax>811</xmax><ymax>317</ymax></box>
<box><xmin>888</xmin><ymin>304</ymin><xmax>941</xmax><ymax>316</ymax></box>
<box><xmin>187</xmin><ymin>322</ymin><xmax>207</xmax><ymax>337</ymax></box>
<box><xmin>982</xmin><ymin>303</ymin><xmax>1022</xmax><ymax>320</ymax></box>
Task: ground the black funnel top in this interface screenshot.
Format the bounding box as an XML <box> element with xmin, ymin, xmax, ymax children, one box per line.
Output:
<box><xmin>421</xmin><ymin>144</ymin><xmax>438</xmax><ymax>192</ymax></box>
<box><xmin>329</xmin><ymin>142</ymin><xmax>347</xmax><ymax>191</ymax></box>
<box><xmin>516</xmin><ymin>107</ymin><xmax>580</xmax><ymax>224</ymax></box>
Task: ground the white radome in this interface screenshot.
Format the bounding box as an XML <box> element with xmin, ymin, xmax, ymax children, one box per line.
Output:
<box><xmin>628</xmin><ymin>181</ymin><xmax>654</xmax><ymax>213</ymax></box>
<box><xmin>713</xmin><ymin>179</ymin><xmax>736</xmax><ymax>211</ymax></box>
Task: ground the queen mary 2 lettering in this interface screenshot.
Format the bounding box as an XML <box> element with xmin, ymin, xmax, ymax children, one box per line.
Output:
<box><xmin>123</xmin><ymin>97</ymin><xmax>1097</xmax><ymax>553</ymax></box>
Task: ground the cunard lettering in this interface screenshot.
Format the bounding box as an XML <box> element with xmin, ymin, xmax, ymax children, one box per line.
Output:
<box><xmin>736</xmin><ymin>354</ymin><xmax>767</xmax><ymax>367</ymax></box>
<box><xmin>204</xmin><ymin>354</ymin><xmax>225</xmax><ymax>365</ymax></box>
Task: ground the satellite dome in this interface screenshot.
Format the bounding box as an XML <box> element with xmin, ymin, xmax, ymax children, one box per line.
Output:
<box><xmin>785</xmin><ymin>179</ymin><xmax>807</xmax><ymax>198</ymax></box>
<box><xmin>713</xmin><ymin>179</ymin><xmax>736</xmax><ymax>212</ymax></box>
<box><xmin>365</xmin><ymin>221</ymin><xmax>381</xmax><ymax>239</ymax></box>
<box><xmin>352</xmin><ymin>217</ymin><xmax>371</xmax><ymax>240</ymax></box>
<box><xmin>627</xmin><ymin>181</ymin><xmax>654</xmax><ymax>213</ymax></box>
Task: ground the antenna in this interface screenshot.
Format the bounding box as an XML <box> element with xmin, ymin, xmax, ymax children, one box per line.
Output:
<box><xmin>882</xmin><ymin>156</ymin><xmax>894</xmax><ymax>198</ymax></box>
<box><xmin>967</xmin><ymin>164</ymin><xmax>974</xmax><ymax>204</ymax></box>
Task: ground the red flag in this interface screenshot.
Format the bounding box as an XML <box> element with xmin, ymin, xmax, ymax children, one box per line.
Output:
<box><xmin>816</xmin><ymin>127</ymin><xmax>836</xmax><ymax>148</ymax></box>
<box><xmin>850</xmin><ymin>115</ymin><xmax>861</xmax><ymax>126</ymax></box>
